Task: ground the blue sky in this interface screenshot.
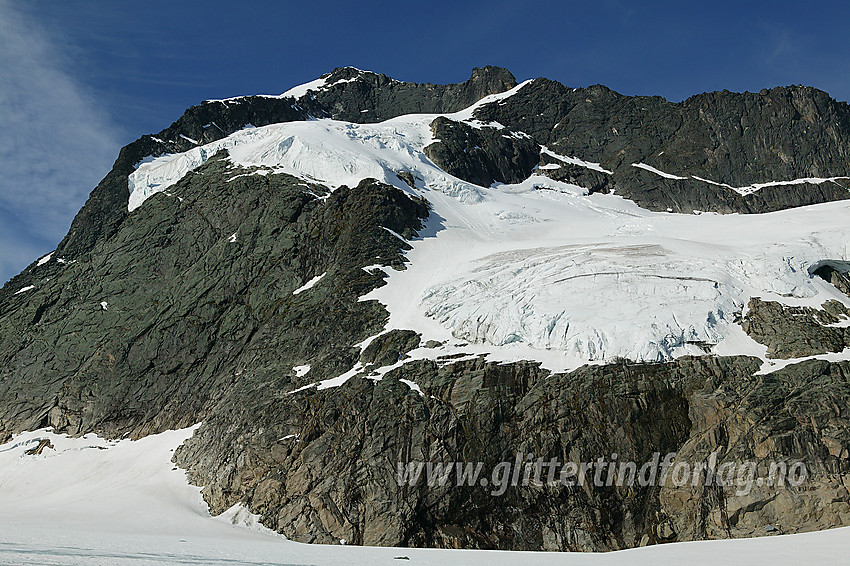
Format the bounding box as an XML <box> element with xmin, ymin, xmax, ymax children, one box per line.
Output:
<box><xmin>2</xmin><ymin>0</ymin><xmax>850</xmax><ymax>283</ymax></box>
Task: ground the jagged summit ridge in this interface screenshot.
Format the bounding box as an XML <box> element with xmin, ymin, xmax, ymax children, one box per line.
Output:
<box><xmin>51</xmin><ymin>67</ymin><xmax>850</xmax><ymax>267</ymax></box>
<box><xmin>205</xmin><ymin>65</ymin><xmax>518</xmax><ymax>104</ymax></box>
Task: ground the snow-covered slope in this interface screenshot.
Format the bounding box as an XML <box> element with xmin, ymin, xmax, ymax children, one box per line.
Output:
<box><xmin>126</xmin><ymin>90</ymin><xmax>850</xmax><ymax>373</ymax></box>
<box><xmin>0</xmin><ymin>427</ymin><xmax>848</xmax><ymax>565</ymax></box>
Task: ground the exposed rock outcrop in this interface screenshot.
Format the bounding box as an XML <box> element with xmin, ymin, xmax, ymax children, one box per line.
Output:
<box><xmin>424</xmin><ymin>117</ymin><xmax>540</xmax><ymax>187</ymax></box>
<box><xmin>471</xmin><ymin>80</ymin><xmax>850</xmax><ymax>213</ymax></box>
<box><xmin>0</xmin><ymin>66</ymin><xmax>516</xmax><ymax>302</ymax></box>
<box><xmin>812</xmin><ymin>261</ymin><xmax>850</xmax><ymax>298</ymax></box>
<box><xmin>175</xmin><ymin>355</ymin><xmax>850</xmax><ymax>550</ymax></box>
<box><xmin>0</xmin><ymin>154</ymin><xmax>428</xmax><ymax>442</ymax></box>
<box><xmin>743</xmin><ymin>298</ymin><xmax>850</xmax><ymax>358</ymax></box>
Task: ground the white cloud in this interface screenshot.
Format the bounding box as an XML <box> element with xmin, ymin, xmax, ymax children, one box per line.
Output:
<box><xmin>0</xmin><ymin>0</ymin><xmax>121</xmax><ymax>283</ymax></box>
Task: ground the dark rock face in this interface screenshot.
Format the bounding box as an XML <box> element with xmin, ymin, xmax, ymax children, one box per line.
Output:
<box><xmin>662</xmin><ymin>358</ymin><xmax>850</xmax><ymax>542</ymax></box>
<box><xmin>537</xmin><ymin>151</ymin><xmax>612</xmax><ymax>193</ymax></box>
<box><xmin>303</xmin><ymin>66</ymin><xmax>518</xmax><ymax>124</ymax></box>
<box><xmin>476</xmin><ymin>81</ymin><xmax>850</xmax><ymax>184</ymax></box>
<box><xmin>470</xmin><ymin>80</ymin><xmax>850</xmax><ymax>213</ymax></box>
<box><xmin>743</xmin><ymin>298</ymin><xmax>850</xmax><ymax>358</ymax></box>
<box><xmin>2</xmin><ymin>66</ymin><xmax>516</xmax><ymax>306</ymax></box>
<box><xmin>424</xmin><ymin>117</ymin><xmax>540</xmax><ymax>187</ymax></box>
<box><xmin>360</xmin><ymin>329</ymin><xmax>421</xmax><ymax>367</ymax></box>
<box><xmin>175</xmin><ymin>355</ymin><xmax>850</xmax><ymax>550</ymax></box>
<box><xmin>0</xmin><ymin>155</ymin><xmax>428</xmax><ymax>441</ymax></box>
<box><xmin>812</xmin><ymin>261</ymin><xmax>850</xmax><ymax>298</ymax></box>
<box><xmin>57</xmin><ymin>100</ymin><xmax>310</xmax><ymax>263</ymax></box>
<box><xmin>7</xmin><ymin>67</ymin><xmax>850</xmax><ymax>307</ymax></box>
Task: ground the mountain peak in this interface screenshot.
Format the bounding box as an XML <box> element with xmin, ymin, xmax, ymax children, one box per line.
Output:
<box><xmin>468</xmin><ymin>65</ymin><xmax>517</xmax><ymax>89</ymax></box>
<box><xmin>322</xmin><ymin>66</ymin><xmax>378</xmax><ymax>83</ymax></box>
<box><xmin>3</xmin><ymin>64</ymin><xmax>850</xmax><ymax>554</ymax></box>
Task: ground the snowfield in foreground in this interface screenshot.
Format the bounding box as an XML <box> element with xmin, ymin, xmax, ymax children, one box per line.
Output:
<box><xmin>128</xmin><ymin>88</ymin><xmax>850</xmax><ymax>373</ymax></box>
<box><xmin>0</xmin><ymin>427</ymin><xmax>849</xmax><ymax>566</ymax></box>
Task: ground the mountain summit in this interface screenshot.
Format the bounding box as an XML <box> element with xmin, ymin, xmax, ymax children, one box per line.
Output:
<box><xmin>1</xmin><ymin>67</ymin><xmax>850</xmax><ymax>551</ymax></box>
